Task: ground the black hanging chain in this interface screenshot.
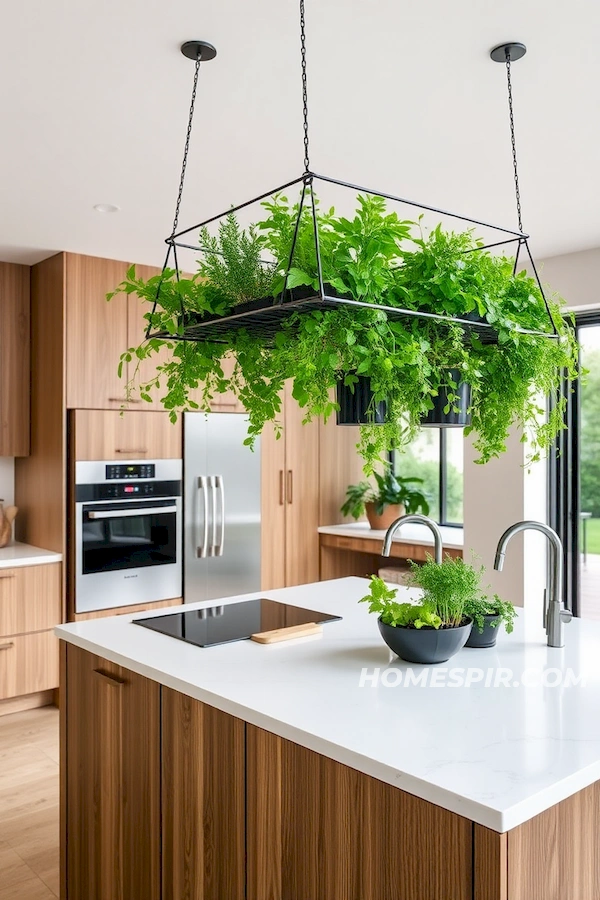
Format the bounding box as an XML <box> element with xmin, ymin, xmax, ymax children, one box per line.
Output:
<box><xmin>300</xmin><ymin>0</ymin><xmax>311</xmax><ymax>174</ymax></box>
<box><xmin>170</xmin><ymin>51</ymin><xmax>202</xmax><ymax>239</ymax></box>
<box><xmin>504</xmin><ymin>50</ymin><xmax>524</xmax><ymax>235</ymax></box>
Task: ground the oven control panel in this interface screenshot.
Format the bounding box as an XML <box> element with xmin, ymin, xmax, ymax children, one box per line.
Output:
<box><xmin>106</xmin><ymin>464</ymin><xmax>156</xmax><ymax>480</ymax></box>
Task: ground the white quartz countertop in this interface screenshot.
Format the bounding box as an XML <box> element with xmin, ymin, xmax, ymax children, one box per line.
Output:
<box><xmin>56</xmin><ymin>577</ymin><xmax>600</xmax><ymax>833</ymax></box>
<box><xmin>0</xmin><ymin>542</ymin><xmax>62</xmax><ymax>568</ymax></box>
<box><xmin>318</xmin><ymin>521</ymin><xmax>463</xmax><ymax>549</ymax></box>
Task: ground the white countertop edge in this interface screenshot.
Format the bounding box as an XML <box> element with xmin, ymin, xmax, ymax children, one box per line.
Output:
<box><xmin>55</xmin><ymin>621</ymin><xmax>599</xmax><ymax>834</ymax></box>
<box><xmin>0</xmin><ymin>543</ymin><xmax>63</xmax><ymax>568</ymax></box>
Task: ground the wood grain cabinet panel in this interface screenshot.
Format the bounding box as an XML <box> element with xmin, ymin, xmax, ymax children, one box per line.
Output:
<box><xmin>0</xmin><ymin>563</ymin><xmax>61</xmax><ymax>637</ymax></box>
<box><xmin>246</xmin><ymin>725</ymin><xmax>472</xmax><ymax>900</ymax></box>
<box><xmin>507</xmin><ymin>782</ymin><xmax>600</xmax><ymax>900</ymax></box>
<box><xmin>65</xmin><ymin>254</ymin><xmax>132</xmax><ymax>410</ymax></box>
<box><xmin>0</xmin><ymin>262</ymin><xmax>30</xmax><ymax>456</ymax></box>
<box><xmin>0</xmin><ymin>630</ymin><xmax>59</xmax><ymax>699</ymax></box>
<box><xmin>72</xmin><ymin>408</ymin><xmax>182</xmax><ymax>460</ymax></box>
<box><xmin>261</xmin><ymin>382</ymin><xmax>320</xmax><ymax>590</ymax></box>
<box><xmin>64</xmin><ymin>644</ymin><xmax>161</xmax><ymax>900</ymax></box>
<box><xmin>161</xmin><ymin>688</ymin><xmax>245</xmax><ymax>900</ymax></box>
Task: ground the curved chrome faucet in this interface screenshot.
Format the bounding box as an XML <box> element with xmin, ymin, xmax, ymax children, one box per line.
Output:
<box><xmin>382</xmin><ymin>514</ymin><xmax>443</xmax><ymax>563</ymax></box>
<box><xmin>494</xmin><ymin>520</ymin><xmax>572</xmax><ymax>648</ymax></box>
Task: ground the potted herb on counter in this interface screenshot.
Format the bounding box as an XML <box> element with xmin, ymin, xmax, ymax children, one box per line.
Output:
<box><xmin>360</xmin><ymin>555</ymin><xmax>483</xmax><ymax>664</ymax></box>
<box><xmin>341</xmin><ymin>470</ymin><xmax>429</xmax><ymax>530</ymax></box>
<box><xmin>463</xmin><ymin>595</ymin><xmax>517</xmax><ymax>648</ymax></box>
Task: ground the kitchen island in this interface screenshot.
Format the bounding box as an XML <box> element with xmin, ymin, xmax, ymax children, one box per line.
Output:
<box><xmin>56</xmin><ymin>577</ymin><xmax>600</xmax><ymax>900</ymax></box>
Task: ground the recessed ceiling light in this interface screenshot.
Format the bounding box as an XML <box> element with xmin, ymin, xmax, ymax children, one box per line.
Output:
<box><xmin>93</xmin><ymin>203</ymin><xmax>120</xmax><ymax>213</ymax></box>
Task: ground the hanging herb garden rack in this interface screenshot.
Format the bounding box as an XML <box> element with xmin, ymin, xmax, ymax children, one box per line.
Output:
<box><xmin>110</xmin><ymin>9</ymin><xmax>578</xmax><ymax>473</ymax></box>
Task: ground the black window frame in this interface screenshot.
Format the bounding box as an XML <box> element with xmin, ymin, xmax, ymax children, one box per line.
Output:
<box><xmin>551</xmin><ymin>309</ymin><xmax>600</xmax><ymax>617</ymax></box>
<box><xmin>392</xmin><ymin>428</ymin><xmax>464</xmax><ymax>528</ymax></box>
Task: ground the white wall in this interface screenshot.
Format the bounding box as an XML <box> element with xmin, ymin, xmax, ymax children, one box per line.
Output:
<box><xmin>537</xmin><ymin>246</ymin><xmax>600</xmax><ymax>310</ymax></box>
<box><xmin>0</xmin><ymin>458</ymin><xmax>14</xmax><ymax>506</ymax></box>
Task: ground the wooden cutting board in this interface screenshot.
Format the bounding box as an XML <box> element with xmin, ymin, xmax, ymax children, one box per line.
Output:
<box><xmin>251</xmin><ymin>622</ymin><xmax>323</xmax><ymax>644</ymax></box>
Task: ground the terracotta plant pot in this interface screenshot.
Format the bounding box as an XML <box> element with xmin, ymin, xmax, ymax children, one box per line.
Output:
<box><xmin>365</xmin><ymin>503</ymin><xmax>404</xmax><ymax>531</ymax></box>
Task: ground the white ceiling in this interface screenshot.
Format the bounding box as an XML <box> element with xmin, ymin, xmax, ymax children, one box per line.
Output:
<box><xmin>1</xmin><ymin>0</ymin><xmax>599</xmax><ymax>267</ymax></box>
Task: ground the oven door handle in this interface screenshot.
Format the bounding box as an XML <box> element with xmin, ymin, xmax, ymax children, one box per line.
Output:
<box><xmin>87</xmin><ymin>506</ymin><xmax>177</xmax><ymax>520</ymax></box>
<box><xmin>196</xmin><ymin>476</ymin><xmax>209</xmax><ymax>559</ymax></box>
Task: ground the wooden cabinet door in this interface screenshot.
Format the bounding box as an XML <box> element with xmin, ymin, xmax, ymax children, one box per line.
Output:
<box><xmin>0</xmin><ymin>563</ymin><xmax>61</xmax><ymax>637</ymax></box>
<box><xmin>126</xmin><ymin>264</ymin><xmax>175</xmax><ymax>409</ymax></box>
<box><xmin>0</xmin><ymin>262</ymin><xmax>30</xmax><ymax>456</ymax></box>
<box><xmin>64</xmin><ymin>644</ymin><xmax>161</xmax><ymax>900</ymax></box>
<box><xmin>65</xmin><ymin>254</ymin><xmax>133</xmax><ymax>410</ymax></box>
<box><xmin>161</xmin><ymin>688</ymin><xmax>246</xmax><ymax>900</ymax></box>
<box><xmin>261</xmin><ymin>422</ymin><xmax>287</xmax><ymax>590</ymax></box>
<box><xmin>0</xmin><ymin>630</ymin><xmax>59</xmax><ymax>699</ymax></box>
<box><xmin>247</xmin><ymin>725</ymin><xmax>472</xmax><ymax>900</ymax></box>
<box><xmin>72</xmin><ymin>409</ymin><xmax>182</xmax><ymax>460</ymax></box>
<box><xmin>283</xmin><ymin>382</ymin><xmax>320</xmax><ymax>586</ymax></box>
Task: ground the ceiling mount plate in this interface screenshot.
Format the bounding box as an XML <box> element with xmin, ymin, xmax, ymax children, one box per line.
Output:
<box><xmin>181</xmin><ymin>40</ymin><xmax>217</xmax><ymax>62</ymax></box>
<box><xmin>490</xmin><ymin>42</ymin><xmax>527</xmax><ymax>63</ymax></box>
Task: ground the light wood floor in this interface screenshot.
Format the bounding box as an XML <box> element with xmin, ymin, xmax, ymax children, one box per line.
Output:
<box><xmin>0</xmin><ymin>706</ymin><xmax>59</xmax><ymax>899</ymax></box>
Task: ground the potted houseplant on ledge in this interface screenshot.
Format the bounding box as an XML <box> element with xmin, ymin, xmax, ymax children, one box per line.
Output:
<box><xmin>341</xmin><ymin>470</ymin><xmax>429</xmax><ymax>530</ymax></box>
<box><xmin>360</xmin><ymin>554</ymin><xmax>483</xmax><ymax>664</ymax></box>
<box><xmin>463</xmin><ymin>595</ymin><xmax>517</xmax><ymax>648</ymax></box>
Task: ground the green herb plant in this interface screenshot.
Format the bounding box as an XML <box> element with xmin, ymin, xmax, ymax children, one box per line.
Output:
<box><xmin>463</xmin><ymin>594</ymin><xmax>517</xmax><ymax>634</ymax></box>
<box><xmin>358</xmin><ymin>576</ymin><xmax>442</xmax><ymax>629</ymax></box>
<box><xmin>109</xmin><ymin>190</ymin><xmax>579</xmax><ymax>474</ymax></box>
<box><xmin>341</xmin><ymin>469</ymin><xmax>429</xmax><ymax>519</ymax></box>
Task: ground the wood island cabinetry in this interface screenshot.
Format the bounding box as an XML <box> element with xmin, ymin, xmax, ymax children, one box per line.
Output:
<box><xmin>63</xmin><ymin>643</ymin><xmax>600</xmax><ymax>900</ymax></box>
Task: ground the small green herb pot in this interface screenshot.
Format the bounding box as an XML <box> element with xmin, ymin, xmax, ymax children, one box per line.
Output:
<box><xmin>465</xmin><ymin>614</ymin><xmax>501</xmax><ymax>649</ymax></box>
<box><xmin>378</xmin><ymin>616</ymin><xmax>473</xmax><ymax>665</ymax></box>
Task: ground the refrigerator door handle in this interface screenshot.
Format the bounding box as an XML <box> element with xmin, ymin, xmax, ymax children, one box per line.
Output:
<box><xmin>209</xmin><ymin>475</ymin><xmax>218</xmax><ymax>557</ymax></box>
<box><xmin>215</xmin><ymin>475</ymin><xmax>225</xmax><ymax>557</ymax></box>
<box><xmin>196</xmin><ymin>476</ymin><xmax>209</xmax><ymax>558</ymax></box>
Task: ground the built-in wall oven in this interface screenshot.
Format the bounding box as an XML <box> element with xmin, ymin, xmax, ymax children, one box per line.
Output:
<box><xmin>74</xmin><ymin>460</ymin><xmax>182</xmax><ymax>614</ymax></box>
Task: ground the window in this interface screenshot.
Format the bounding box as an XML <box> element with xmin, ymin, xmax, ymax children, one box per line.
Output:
<box><xmin>393</xmin><ymin>429</ymin><xmax>464</xmax><ymax>526</ymax></box>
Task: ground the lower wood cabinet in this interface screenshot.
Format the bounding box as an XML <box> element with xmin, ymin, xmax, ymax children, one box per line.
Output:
<box><xmin>246</xmin><ymin>725</ymin><xmax>472</xmax><ymax>900</ymax></box>
<box><xmin>64</xmin><ymin>646</ymin><xmax>161</xmax><ymax>900</ymax></box>
<box><xmin>63</xmin><ymin>646</ymin><xmax>600</xmax><ymax>900</ymax></box>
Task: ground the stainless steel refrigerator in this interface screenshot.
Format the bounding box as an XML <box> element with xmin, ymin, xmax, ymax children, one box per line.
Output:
<box><xmin>184</xmin><ymin>412</ymin><xmax>261</xmax><ymax>603</ymax></box>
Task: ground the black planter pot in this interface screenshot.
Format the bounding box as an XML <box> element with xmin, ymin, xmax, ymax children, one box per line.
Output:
<box><xmin>421</xmin><ymin>368</ymin><xmax>471</xmax><ymax>428</ymax></box>
<box><xmin>377</xmin><ymin>616</ymin><xmax>473</xmax><ymax>665</ymax></box>
<box><xmin>336</xmin><ymin>375</ymin><xmax>387</xmax><ymax>426</ymax></box>
<box><xmin>465</xmin><ymin>614</ymin><xmax>501</xmax><ymax>648</ymax></box>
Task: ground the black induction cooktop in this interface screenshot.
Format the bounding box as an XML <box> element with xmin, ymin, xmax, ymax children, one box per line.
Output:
<box><xmin>134</xmin><ymin>598</ymin><xmax>342</xmax><ymax>648</ymax></box>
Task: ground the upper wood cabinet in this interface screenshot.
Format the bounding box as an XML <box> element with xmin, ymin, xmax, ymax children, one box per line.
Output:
<box><xmin>0</xmin><ymin>262</ymin><xmax>30</xmax><ymax>456</ymax></box>
<box><xmin>72</xmin><ymin>409</ymin><xmax>182</xmax><ymax>460</ymax></box>
<box><xmin>65</xmin><ymin>254</ymin><xmax>133</xmax><ymax>410</ymax></box>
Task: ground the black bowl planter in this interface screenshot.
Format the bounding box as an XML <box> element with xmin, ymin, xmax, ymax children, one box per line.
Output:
<box><xmin>336</xmin><ymin>374</ymin><xmax>387</xmax><ymax>426</ymax></box>
<box><xmin>465</xmin><ymin>614</ymin><xmax>502</xmax><ymax>649</ymax></box>
<box><xmin>378</xmin><ymin>616</ymin><xmax>473</xmax><ymax>665</ymax></box>
<box><xmin>421</xmin><ymin>368</ymin><xmax>472</xmax><ymax>428</ymax></box>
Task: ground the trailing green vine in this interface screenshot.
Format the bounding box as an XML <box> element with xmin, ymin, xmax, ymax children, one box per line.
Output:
<box><xmin>108</xmin><ymin>191</ymin><xmax>578</xmax><ymax>473</ymax></box>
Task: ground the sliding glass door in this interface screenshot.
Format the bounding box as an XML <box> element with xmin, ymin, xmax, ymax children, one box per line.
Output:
<box><xmin>553</xmin><ymin>312</ymin><xmax>600</xmax><ymax>619</ymax></box>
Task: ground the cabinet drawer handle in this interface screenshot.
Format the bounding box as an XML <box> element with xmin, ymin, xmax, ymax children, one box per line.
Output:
<box><xmin>287</xmin><ymin>470</ymin><xmax>293</xmax><ymax>505</ymax></box>
<box><xmin>0</xmin><ymin>574</ymin><xmax>15</xmax><ymax>580</ymax></box>
<box><xmin>93</xmin><ymin>669</ymin><xmax>125</xmax><ymax>687</ymax></box>
<box><xmin>212</xmin><ymin>401</ymin><xmax>237</xmax><ymax>408</ymax></box>
<box><xmin>108</xmin><ymin>397</ymin><xmax>142</xmax><ymax>404</ymax></box>
<box><xmin>0</xmin><ymin>642</ymin><xmax>14</xmax><ymax>651</ymax></box>
<box><xmin>115</xmin><ymin>449</ymin><xmax>148</xmax><ymax>455</ymax></box>
<box><xmin>279</xmin><ymin>470</ymin><xmax>285</xmax><ymax>506</ymax></box>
